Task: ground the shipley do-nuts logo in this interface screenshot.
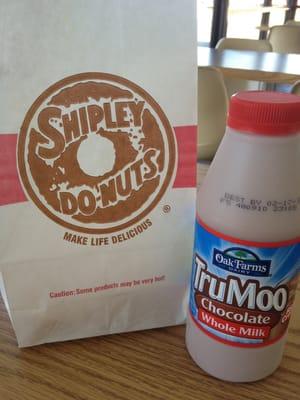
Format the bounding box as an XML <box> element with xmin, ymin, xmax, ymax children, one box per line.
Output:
<box><xmin>18</xmin><ymin>73</ymin><xmax>176</xmax><ymax>234</ymax></box>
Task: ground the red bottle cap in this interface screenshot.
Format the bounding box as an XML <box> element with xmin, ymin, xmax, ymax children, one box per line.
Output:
<box><xmin>228</xmin><ymin>91</ymin><xmax>300</xmax><ymax>135</ymax></box>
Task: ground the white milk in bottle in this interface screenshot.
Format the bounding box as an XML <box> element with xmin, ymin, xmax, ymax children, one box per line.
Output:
<box><xmin>186</xmin><ymin>91</ymin><xmax>300</xmax><ymax>382</ymax></box>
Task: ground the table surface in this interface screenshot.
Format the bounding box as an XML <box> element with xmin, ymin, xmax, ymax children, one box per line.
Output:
<box><xmin>0</xmin><ymin>164</ymin><xmax>299</xmax><ymax>400</ymax></box>
<box><xmin>0</xmin><ymin>289</ymin><xmax>299</xmax><ymax>400</ymax></box>
<box><xmin>198</xmin><ymin>46</ymin><xmax>300</xmax><ymax>84</ymax></box>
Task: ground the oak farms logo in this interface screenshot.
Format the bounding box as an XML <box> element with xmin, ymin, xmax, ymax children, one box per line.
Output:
<box><xmin>18</xmin><ymin>73</ymin><xmax>176</xmax><ymax>234</ymax></box>
<box><xmin>213</xmin><ymin>247</ymin><xmax>271</xmax><ymax>277</ymax></box>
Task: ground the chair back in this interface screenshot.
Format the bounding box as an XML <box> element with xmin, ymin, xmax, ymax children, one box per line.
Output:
<box><xmin>197</xmin><ymin>67</ymin><xmax>228</xmax><ymax>160</ymax></box>
<box><xmin>216</xmin><ymin>38</ymin><xmax>272</xmax><ymax>52</ymax></box>
<box><xmin>268</xmin><ymin>25</ymin><xmax>300</xmax><ymax>53</ymax></box>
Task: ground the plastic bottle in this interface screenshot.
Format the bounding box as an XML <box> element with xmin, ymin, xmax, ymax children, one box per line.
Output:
<box><xmin>186</xmin><ymin>91</ymin><xmax>300</xmax><ymax>382</ymax></box>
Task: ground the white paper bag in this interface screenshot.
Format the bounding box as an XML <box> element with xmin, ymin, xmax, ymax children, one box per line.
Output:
<box><xmin>0</xmin><ymin>0</ymin><xmax>197</xmax><ymax>347</ymax></box>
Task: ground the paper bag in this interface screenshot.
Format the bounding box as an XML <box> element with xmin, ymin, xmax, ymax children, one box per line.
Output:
<box><xmin>0</xmin><ymin>0</ymin><xmax>197</xmax><ymax>347</ymax></box>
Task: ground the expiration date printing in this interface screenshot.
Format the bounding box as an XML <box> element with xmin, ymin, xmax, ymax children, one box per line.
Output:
<box><xmin>220</xmin><ymin>193</ymin><xmax>300</xmax><ymax>212</ymax></box>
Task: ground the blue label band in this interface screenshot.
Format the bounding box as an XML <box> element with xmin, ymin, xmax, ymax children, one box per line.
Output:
<box><xmin>189</xmin><ymin>218</ymin><xmax>300</xmax><ymax>348</ymax></box>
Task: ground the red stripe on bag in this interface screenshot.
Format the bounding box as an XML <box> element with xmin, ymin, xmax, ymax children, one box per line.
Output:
<box><xmin>173</xmin><ymin>125</ymin><xmax>197</xmax><ymax>188</ymax></box>
<box><xmin>0</xmin><ymin>134</ymin><xmax>27</xmax><ymax>206</ymax></box>
<box><xmin>0</xmin><ymin>126</ymin><xmax>197</xmax><ymax>206</ymax></box>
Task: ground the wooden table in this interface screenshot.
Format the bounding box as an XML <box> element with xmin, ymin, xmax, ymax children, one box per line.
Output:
<box><xmin>0</xmin><ymin>291</ymin><xmax>299</xmax><ymax>400</ymax></box>
<box><xmin>198</xmin><ymin>46</ymin><xmax>300</xmax><ymax>84</ymax></box>
<box><xmin>0</xmin><ymin>164</ymin><xmax>299</xmax><ymax>400</ymax></box>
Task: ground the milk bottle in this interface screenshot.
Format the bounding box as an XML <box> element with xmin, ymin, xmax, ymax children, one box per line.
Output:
<box><xmin>186</xmin><ymin>91</ymin><xmax>300</xmax><ymax>382</ymax></box>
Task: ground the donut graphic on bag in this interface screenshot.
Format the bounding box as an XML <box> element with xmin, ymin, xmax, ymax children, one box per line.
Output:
<box><xmin>18</xmin><ymin>73</ymin><xmax>176</xmax><ymax>234</ymax></box>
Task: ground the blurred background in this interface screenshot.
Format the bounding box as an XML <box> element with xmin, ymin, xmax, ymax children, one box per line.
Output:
<box><xmin>197</xmin><ymin>0</ymin><xmax>300</xmax><ymax>45</ymax></box>
<box><xmin>196</xmin><ymin>0</ymin><xmax>300</xmax><ymax>161</ymax></box>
